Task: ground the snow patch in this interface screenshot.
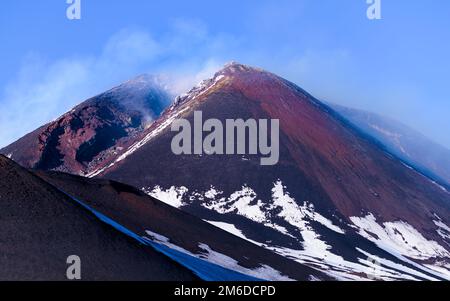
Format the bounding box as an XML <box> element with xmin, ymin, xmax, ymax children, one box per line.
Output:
<box><xmin>201</xmin><ymin>185</ymin><xmax>292</xmax><ymax>236</ymax></box>
<box><xmin>144</xmin><ymin>230</ymin><xmax>293</xmax><ymax>281</ymax></box>
<box><xmin>200</xmin><ymin>181</ymin><xmax>345</xmax><ymax>238</ymax></box>
<box><xmin>206</xmin><ymin>220</ymin><xmax>248</xmax><ymax>240</ymax></box>
<box><xmin>434</xmin><ymin>218</ymin><xmax>450</xmax><ymax>241</ymax></box>
<box><xmin>205</xmin><ymin>220</ymin><xmax>262</xmax><ymax>246</ymax></box>
<box><xmin>356</xmin><ymin>248</ymin><xmax>440</xmax><ymax>281</ymax></box>
<box><xmin>87</xmin><ymin>106</ymin><xmax>190</xmax><ymax>177</ymax></box>
<box><xmin>204</xmin><ymin>186</ymin><xmax>223</xmax><ymax>200</ymax></box>
<box><xmin>425</xmin><ymin>264</ymin><xmax>450</xmax><ymax>279</ymax></box>
<box><xmin>203</xmin><ymin>186</ymin><xmax>266</xmax><ymax>222</ymax></box>
<box><xmin>143</xmin><ymin>185</ymin><xmax>188</xmax><ymax>208</ymax></box>
<box><xmin>350</xmin><ymin>213</ymin><xmax>450</xmax><ymax>260</ymax></box>
<box><xmin>271</xmin><ymin>181</ymin><xmax>345</xmax><ymax>234</ymax></box>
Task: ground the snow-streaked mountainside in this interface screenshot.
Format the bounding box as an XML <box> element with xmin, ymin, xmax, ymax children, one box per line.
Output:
<box><xmin>91</xmin><ymin>62</ymin><xmax>450</xmax><ymax>280</ymax></box>
<box><xmin>331</xmin><ymin>104</ymin><xmax>450</xmax><ymax>187</ymax></box>
<box><xmin>0</xmin><ymin>74</ymin><xmax>172</xmax><ymax>175</ymax></box>
<box><xmin>1</xmin><ymin>154</ymin><xmax>327</xmax><ymax>280</ymax></box>
<box><xmin>37</xmin><ymin>170</ymin><xmax>329</xmax><ymax>281</ymax></box>
<box><xmin>143</xmin><ymin>181</ymin><xmax>450</xmax><ymax>280</ymax></box>
<box><xmin>2</xmin><ymin>62</ymin><xmax>450</xmax><ymax>281</ymax></box>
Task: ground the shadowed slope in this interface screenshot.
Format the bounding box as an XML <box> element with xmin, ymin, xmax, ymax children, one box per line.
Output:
<box><xmin>0</xmin><ymin>155</ymin><xmax>197</xmax><ymax>281</ymax></box>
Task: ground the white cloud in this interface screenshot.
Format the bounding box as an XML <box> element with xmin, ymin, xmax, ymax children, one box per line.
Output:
<box><xmin>0</xmin><ymin>22</ymin><xmax>232</xmax><ymax>148</ymax></box>
<box><xmin>1</xmin><ymin>18</ymin><xmax>448</xmax><ymax>151</ymax></box>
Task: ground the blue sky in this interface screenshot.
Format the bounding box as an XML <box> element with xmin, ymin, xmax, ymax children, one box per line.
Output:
<box><xmin>1</xmin><ymin>0</ymin><xmax>449</xmax><ymax>148</ymax></box>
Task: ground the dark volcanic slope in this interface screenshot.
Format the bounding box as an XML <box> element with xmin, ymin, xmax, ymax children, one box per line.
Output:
<box><xmin>37</xmin><ymin>170</ymin><xmax>330</xmax><ymax>281</ymax></box>
<box><xmin>94</xmin><ymin>63</ymin><xmax>450</xmax><ymax>279</ymax></box>
<box><xmin>332</xmin><ymin>104</ymin><xmax>450</xmax><ymax>187</ymax></box>
<box><xmin>0</xmin><ymin>75</ymin><xmax>171</xmax><ymax>175</ymax></box>
<box><xmin>0</xmin><ymin>155</ymin><xmax>197</xmax><ymax>281</ymax></box>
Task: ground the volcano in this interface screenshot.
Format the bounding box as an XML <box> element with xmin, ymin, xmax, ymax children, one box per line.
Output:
<box><xmin>88</xmin><ymin>62</ymin><xmax>450</xmax><ymax>280</ymax></box>
<box><xmin>3</xmin><ymin>62</ymin><xmax>450</xmax><ymax>280</ymax></box>
<box><xmin>0</xmin><ymin>74</ymin><xmax>172</xmax><ymax>175</ymax></box>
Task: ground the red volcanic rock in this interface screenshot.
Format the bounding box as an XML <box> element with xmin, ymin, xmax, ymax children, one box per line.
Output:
<box><xmin>1</xmin><ymin>75</ymin><xmax>171</xmax><ymax>175</ymax></box>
